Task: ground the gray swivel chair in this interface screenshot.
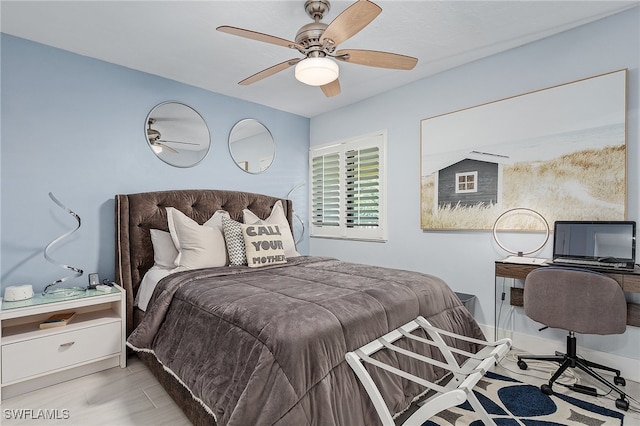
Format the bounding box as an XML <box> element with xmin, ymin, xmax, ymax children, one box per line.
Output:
<box><xmin>516</xmin><ymin>267</ymin><xmax>630</xmax><ymax>411</ymax></box>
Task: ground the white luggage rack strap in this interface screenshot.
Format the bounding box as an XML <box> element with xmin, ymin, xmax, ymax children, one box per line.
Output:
<box><xmin>346</xmin><ymin>316</ymin><xmax>512</xmax><ymax>426</ymax></box>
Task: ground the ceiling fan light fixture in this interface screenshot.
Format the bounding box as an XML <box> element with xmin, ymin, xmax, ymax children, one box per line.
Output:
<box><xmin>151</xmin><ymin>144</ymin><xmax>163</xmax><ymax>154</ymax></box>
<box><xmin>295</xmin><ymin>57</ymin><xmax>339</xmax><ymax>86</ymax></box>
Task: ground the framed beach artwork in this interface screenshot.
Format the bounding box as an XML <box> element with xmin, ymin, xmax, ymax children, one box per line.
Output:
<box><xmin>420</xmin><ymin>69</ymin><xmax>627</xmax><ymax>231</ymax></box>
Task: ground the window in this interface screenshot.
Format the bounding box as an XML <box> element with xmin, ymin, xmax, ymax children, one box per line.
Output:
<box><xmin>310</xmin><ymin>132</ymin><xmax>387</xmax><ymax>241</ymax></box>
<box><xmin>455</xmin><ymin>171</ymin><xmax>477</xmax><ymax>193</ymax></box>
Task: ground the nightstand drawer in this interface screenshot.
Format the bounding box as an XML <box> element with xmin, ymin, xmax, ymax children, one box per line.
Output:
<box><xmin>2</xmin><ymin>321</ymin><xmax>121</xmax><ymax>383</ymax></box>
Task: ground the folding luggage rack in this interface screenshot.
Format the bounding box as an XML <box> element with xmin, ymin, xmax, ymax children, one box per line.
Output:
<box><xmin>346</xmin><ymin>316</ymin><xmax>512</xmax><ymax>426</ymax></box>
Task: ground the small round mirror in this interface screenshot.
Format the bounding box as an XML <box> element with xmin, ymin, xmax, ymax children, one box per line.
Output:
<box><xmin>228</xmin><ymin>119</ymin><xmax>275</xmax><ymax>173</ymax></box>
<box><xmin>145</xmin><ymin>102</ymin><xmax>210</xmax><ymax>167</ymax></box>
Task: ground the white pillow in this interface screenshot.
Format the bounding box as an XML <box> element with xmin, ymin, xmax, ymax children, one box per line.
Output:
<box><xmin>149</xmin><ymin>229</ymin><xmax>179</xmax><ymax>269</ymax></box>
<box><xmin>243</xmin><ymin>200</ymin><xmax>300</xmax><ymax>258</ymax></box>
<box><xmin>166</xmin><ymin>208</ymin><xmax>229</xmax><ymax>269</ymax></box>
<box><xmin>242</xmin><ymin>223</ymin><xmax>287</xmax><ymax>268</ymax></box>
<box><xmin>135</xmin><ymin>265</ymin><xmax>176</xmax><ymax>311</ymax></box>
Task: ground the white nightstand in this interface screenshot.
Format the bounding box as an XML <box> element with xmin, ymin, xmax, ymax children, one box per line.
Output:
<box><xmin>0</xmin><ymin>285</ymin><xmax>126</xmax><ymax>401</ymax></box>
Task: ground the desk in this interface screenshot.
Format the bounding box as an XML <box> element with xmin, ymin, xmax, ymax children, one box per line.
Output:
<box><xmin>494</xmin><ymin>260</ymin><xmax>640</xmax><ymax>339</ymax></box>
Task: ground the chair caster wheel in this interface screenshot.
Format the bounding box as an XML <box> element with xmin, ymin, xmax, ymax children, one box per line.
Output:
<box><xmin>517</xmin><ymin>360</ymin><xmax>528</xmax><ymax>370</ymax></box>
<box><xmin>541</xmin><ymin>384</ymin><xmax>554</xmax><ymax>395</ymax></box>
<box><xmin>615</xmin><ymin>398</ymin><xmax>629</xmax><ymax>411</ymax></box>
<box><xmin>614</xmin><ymin>376</ymin><xmax>626</xmax><ymax>386</ymax></box>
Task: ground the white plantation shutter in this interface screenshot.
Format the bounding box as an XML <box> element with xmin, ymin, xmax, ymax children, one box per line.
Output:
<box><xmin>311</xmin><ymin>153</ymin><xmax>340</xmax><ymax>228</ymax></box>
<box><xmin>309</xmin><ymin>132</ymin><xmax>387</xmax><ymax>241</ymax></box>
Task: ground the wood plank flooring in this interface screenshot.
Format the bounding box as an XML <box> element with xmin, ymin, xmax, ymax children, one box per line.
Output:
<box><xmin>1</xmin><ymin>356</ymin><xmax>191</xmax><ymax>425</ymax></box>
<box><xmin>2</xmin><ymin>350</ymin><xmax>638</xmax><ymax>425</ymax></box>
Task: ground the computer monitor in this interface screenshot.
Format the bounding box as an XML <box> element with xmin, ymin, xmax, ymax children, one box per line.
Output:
<box><xmin>552</xmin><ymin>221</ymin><xmax>636</xmax><ymax>269</ymax></box>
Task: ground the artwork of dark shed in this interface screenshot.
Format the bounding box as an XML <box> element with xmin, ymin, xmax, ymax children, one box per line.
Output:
<box><xmin>437</xmin><ymin>159</ymin><xmax>499</xmax><ymax>208</ymax></box>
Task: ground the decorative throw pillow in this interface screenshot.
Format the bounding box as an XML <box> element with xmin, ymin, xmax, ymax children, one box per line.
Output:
<box><xmin>242</xmin><ymin>223</ymin><xmax>287</xmax><ymax>268</ymax></box>
<box><xmin>150</xmin><ymin>229</ymin><xmax>179</xmax><ymax>269</ymax></box>
<box><xmin>166</xmin><ymin>208</ymin><xmax>229</xmax><ymax>269</ymax></box>
<box><xmin>222</xmin><ymin>217</ymin><xmax>247</xmax><ymax>265</ymax></box>
<box><xmin>243</xmin><ymin>200</ymin><xmax>300</xmax><ymax>258</ymax></box>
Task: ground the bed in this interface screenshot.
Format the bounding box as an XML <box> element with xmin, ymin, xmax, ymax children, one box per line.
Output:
<box><xmin>116</xmin><ymin>189</ymin><xmax>486</xmax><ymax>426</ymax></box>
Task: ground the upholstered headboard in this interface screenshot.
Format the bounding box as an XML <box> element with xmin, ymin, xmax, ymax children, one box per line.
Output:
<box><xmin>115</xmin><ymin>189</ymin><xmax>293</xmax><ymax>335</ymax></box>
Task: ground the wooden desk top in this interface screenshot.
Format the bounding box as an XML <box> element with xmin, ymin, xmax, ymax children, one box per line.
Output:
<box><xmin>495</xmin><ymin>260</ymin><xmax>640</xmax><ymax>293</ymax></box>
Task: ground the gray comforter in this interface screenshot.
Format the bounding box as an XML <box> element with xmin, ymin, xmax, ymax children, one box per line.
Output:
<box><xmin>127</xmin><ymin>256</ymin><xmax>484</xmax><ymax>426</ymax></box>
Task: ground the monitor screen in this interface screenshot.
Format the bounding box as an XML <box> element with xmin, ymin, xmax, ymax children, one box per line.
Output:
<box><xmin>553</xmin><ymin>221</ymin><xmax>636</xmax><ymax>261</ymax></box>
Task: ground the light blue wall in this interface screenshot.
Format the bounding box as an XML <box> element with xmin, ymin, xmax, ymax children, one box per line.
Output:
<box><xmin>1</xmin><ymin>34</ymin><xmax>310</xmax><ymax>293</ymax></box>
<box><xmin>310</xmin><ymin>8</ymin><xmax>640</xmax><ymax>359</ymax></box>
<box><xmin>2</xmin><ymin>8</ymin><xmax>639</xmax><ymax>362</ymax></box>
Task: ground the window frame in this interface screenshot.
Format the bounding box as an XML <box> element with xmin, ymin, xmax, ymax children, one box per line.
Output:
<box><xmin>455</xmin><ymin>171</ymin><xmax>478</xmax><ymax>194</ymax></box>
<box><xmin>309</xmin><ymin>131</ymin><xmax>387</xmax><ymax>242</ymax></box>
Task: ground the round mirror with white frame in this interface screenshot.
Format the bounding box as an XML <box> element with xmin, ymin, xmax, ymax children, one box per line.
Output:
<box><xmin>145</xmin><ymin>102</ymin><xmax>210</xmax><ymax>168</ymax></box>
<box><xmin>228</xmin><ymin>119</ymin><xmax>275</xmax><ymax>173</ymax></box>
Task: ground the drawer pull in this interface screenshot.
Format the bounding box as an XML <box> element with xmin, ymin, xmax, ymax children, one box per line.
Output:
<box><xmin>59</xmin><ymin>341</ymin><xmax>75</xmax><ymax>348</ymax></box>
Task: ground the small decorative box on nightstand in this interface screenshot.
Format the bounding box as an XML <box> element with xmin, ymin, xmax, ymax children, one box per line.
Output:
<box><xmin>0</xmin><ymin>285</ymin><xmax>126</xmax><ymax>401</ymax></box>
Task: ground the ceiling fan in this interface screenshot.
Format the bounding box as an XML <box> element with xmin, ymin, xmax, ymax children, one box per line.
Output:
<box><xmin>146</xmin><ymin>118</ymin><xmax>199</xmax><ymax>154</ymax></box>
<box><xmin>217</xmin><ymin>0</ymin><xmax>418</xmax><ymax>97</ymax></box>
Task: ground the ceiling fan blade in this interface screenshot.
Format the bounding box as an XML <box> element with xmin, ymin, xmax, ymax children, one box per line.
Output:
<box><xmin>239</xmin><ymin>58</ymin><xmax>301</xmax><ymax>85</ymax></box>
<box><xmin>335</xmin><ymin>49</ymin><xmax>418</xmax><ymax>70</ymax></box>
<box><xmin>157</xmin><ymin>142</ymin><xmax>179</xmax><ymax>154</ymax></box>
<box><xmin>158</xmin><ymin>139</ymin><xmax>200</xmax><ymax>146</ymax></box>
<box><xmin>321</xmin><ymin>79</ymin><xmax>341</xmax><ymax>97</ymax></box>
<box><xmin>320</xmin><ymin>0</ymin><xmax>382</xmax><ymax>47</ymax></box>
<box><xmin>217</xmin><ymin>26</ymin><xmax>302</xmax><ymax>50</ymax></box>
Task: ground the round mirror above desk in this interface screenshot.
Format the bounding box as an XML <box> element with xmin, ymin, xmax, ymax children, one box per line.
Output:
<box><xmin>145</xmin><ymin>102</ymin><xmax>211</xmax><ymax>168</ymax></box>
<box><xmin>228</xmin><ymin>119</ymin><xmax>275</xmax><ymax>173</ymax></box>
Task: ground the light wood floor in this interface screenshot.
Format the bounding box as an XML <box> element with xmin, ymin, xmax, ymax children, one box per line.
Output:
<box><xmin>1</xmin><ymin>356</ymin><xmax>191</xmax><ymax>425</ymax></box>
<box><xmin>2</xmin><ymin>350</ymin><xmax>639</xmax><ymax>425</ymax></box>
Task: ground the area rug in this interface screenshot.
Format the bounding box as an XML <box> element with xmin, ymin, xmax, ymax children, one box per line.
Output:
<box><xmin>421</xmin><ymin>371</ymin><xmax>624</xmax><ymax>426</ymax></box>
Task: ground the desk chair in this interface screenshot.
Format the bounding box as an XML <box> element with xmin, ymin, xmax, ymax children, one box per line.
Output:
<box><xmin>516</xmin><ymin>267</ymin><xmax>630</xmax><ymax>410</ymax></box>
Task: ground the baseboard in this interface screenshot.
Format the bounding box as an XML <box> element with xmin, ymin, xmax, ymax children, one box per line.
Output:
<box><xmin>479</xmin><ymin>324</ymin><xmax>640</xmax><ymax>383</ymax></box>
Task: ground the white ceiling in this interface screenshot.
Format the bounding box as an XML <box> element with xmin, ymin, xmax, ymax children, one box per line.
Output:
<box><xmin>2</xmin><ymin>1</ymin><xmax>638</xmax><ymax>118</ymax></box>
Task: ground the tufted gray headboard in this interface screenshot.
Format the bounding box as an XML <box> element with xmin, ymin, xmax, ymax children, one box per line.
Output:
<box><xmin>115</xmin><ymin>189</ymin><xmax>293</xmax><ymax>335</ymax></box>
